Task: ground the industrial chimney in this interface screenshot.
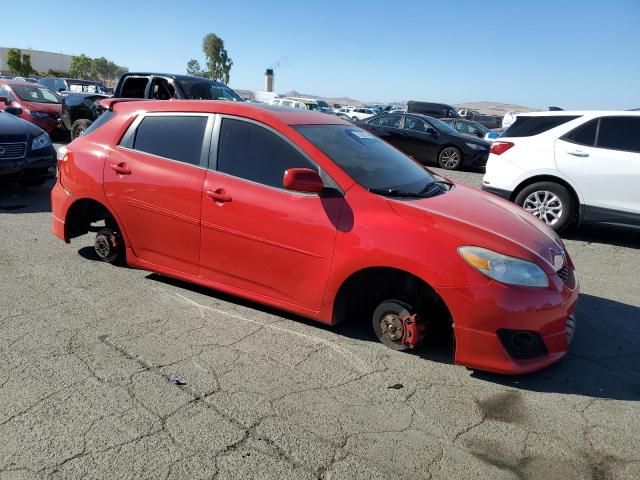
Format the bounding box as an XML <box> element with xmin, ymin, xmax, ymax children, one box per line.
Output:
<box><xmin>264</xmin><ymin>69</ymin><xmax>274</xmax><ymax>93</ymax></box>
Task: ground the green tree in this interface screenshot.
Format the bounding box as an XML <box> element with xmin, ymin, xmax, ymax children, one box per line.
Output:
<box><xmin>6</xmin><ymin>48</ymin><xmax>22</xmax><ymax>74</ymax></box>
<box><xmin>201</xmin><ymin>33</ymin><xmax>233</xmax><ymax>83</ymax></box>
<box><xmin>20</xmin><ymin>53</ymin><xmax>34</xmax><ymax>76</ymax></box>
<box><xmin>186</xmin><ymin>59</ymin><xmax>204</xmax><ymax>77</ymax></box>
<box><xmin>69</xmin><ymin>54</ymin><xmax>92</xmax><ymax>79</ymax></box>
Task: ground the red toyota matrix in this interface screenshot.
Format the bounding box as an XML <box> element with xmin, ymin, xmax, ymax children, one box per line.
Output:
<box><xmin>51</xmin><ymin>100</ymin><xmax>579</xmax><ymax>374</ymax></box>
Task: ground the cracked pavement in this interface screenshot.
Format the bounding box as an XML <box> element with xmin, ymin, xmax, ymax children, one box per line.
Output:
<box><xmin>0</xmin><ymin>162</ymin><xmax>639</xmax><ymax>479</ymax></box>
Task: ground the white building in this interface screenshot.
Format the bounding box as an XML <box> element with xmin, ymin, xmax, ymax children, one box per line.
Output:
<box><xmin>0</xmin><ymin>47</ymin><xmax>72</xmax><ymax>73</ymax></box>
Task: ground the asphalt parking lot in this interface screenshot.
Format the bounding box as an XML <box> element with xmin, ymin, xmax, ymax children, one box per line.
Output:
<box><xmin>1</xmin><ymin>148</ymin><xmax>639</xmax><ymax>479</ymax></box>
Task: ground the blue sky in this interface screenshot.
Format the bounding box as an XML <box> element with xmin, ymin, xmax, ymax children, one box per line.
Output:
<box><xmin>2</xmin><ymin>0</ymin><xmax>639</xmax><ymax>109</ymax></box>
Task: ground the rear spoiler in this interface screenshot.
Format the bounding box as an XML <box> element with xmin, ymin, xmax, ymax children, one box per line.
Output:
<box><xmin>98</xmin><ymin>98</ymin><xmax>145</xmax><ymax>111</ymax></box>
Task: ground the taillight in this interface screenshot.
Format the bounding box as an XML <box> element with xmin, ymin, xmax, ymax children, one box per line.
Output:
<box><xmin>490</xmin><ymin>141</ymin><xmax>514</xmax><ymax>155</ymax></box>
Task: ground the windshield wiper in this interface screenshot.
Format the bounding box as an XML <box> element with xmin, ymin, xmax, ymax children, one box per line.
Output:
<box><xmin>368</xmin><ymin>188</ymin><xmax>424</xmax><ymax>198</ymax></box>
<box><xmin>418</xmin><ymin>182</ymin><xmax>446</xmax><ymax>197</ymax></box>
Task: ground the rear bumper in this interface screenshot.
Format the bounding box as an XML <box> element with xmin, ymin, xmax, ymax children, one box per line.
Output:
<box><xmin>437</xmin><ymin>274</ymin><xmax>579</xmax><ymax>375</ymax></box>
<box><xmin>481</xmin><ymin>184</ymin><xmax>512</xmax><ymax>200</ymax></box>
<box><xmin>0</xmin><ymin>146</ymin><xmax>57</xmax><ymax>182</ymax></box>
<box><xmin>51</xmin><ymin>180</ymin><xmax>75</xmax><ymax>243</ymax></box>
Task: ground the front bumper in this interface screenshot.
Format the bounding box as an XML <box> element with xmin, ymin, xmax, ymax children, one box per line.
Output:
<box><xmin>0</xmin><ymin>146</ymin><xmax>57</xmax><ymax>182</ymax></box>
<box><xmin>464</xmin><ymin>150</ymin><xmax>489</xmax><ymax>168</ymax></box>
<box><xmin>437</xmin><ymin>272</ymin><xmax>579</xmax><ymax>375</ymax></box>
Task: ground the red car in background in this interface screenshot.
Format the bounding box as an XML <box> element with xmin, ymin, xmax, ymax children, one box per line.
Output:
<box><xmin>51</xmin><ymin>100</ymin><xmax>579</xmax><ymax>375</ymax></box>
<box><xmin>0</xmin><ymin>80</ymin><xmax>61</xmax><ymax>134</ymax></box>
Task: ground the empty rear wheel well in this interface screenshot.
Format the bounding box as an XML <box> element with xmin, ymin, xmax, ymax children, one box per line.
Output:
<box><xmin>65</xmin><ymin>199</ymin><xmax>118</xmax><ymax>239</ymax></box>
<box><xmin>333</xmin><ymin>267</ymin><xmax>452</xmax><ymax>332</ymax></box>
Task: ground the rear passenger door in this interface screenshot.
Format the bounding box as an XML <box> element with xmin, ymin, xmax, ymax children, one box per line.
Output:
<box><xmin>199</xmin><ymin>117</ymin><xmax>341</xmax><ymax>310</ymax></box>
<box><xmin>402</xmin><ymin>116</ymin><xmax>439</xmax><ymax>161</ymax></box>
<box><xmin>555</xmin><ymin>116</ymin><xmax>640</xmax><ymax>218</ymax></box>
<box><xmin>104</xmin><ymin>113</ymin><xmax>212</xmax><ymax>274</ymax></box>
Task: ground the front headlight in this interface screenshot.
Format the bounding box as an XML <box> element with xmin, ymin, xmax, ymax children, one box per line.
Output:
<box><xmin>32</xmin><ymin>132</ymin><xmax>52</xmax><ymax>150</ymax></box>
<box><xmin>458</xmin><ymin>246</ymin><xmax>549</xmax><ymax>288</ymax></box>
<box><xmin>464</xmin><ymin>142</ymin><xmax>486</xmax><ymax>151</ymax></box>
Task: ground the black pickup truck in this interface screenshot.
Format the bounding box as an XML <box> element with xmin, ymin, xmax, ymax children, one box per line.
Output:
<box><xmin>62</xmin><ymin>73</ymin><xmax>242</xmax><ymax>139</ymax></box>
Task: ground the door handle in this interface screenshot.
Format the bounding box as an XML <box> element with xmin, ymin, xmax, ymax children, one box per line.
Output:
<box><xmin>567</xmin><ymin>150</ymin><xmax>589</xmax><ymax>157</ymax></box>
<box><xmin>110</xmin><ymin>163</ymin><xmax>131</xmax><ymax>175</ymax></box>
<box><xmin>205</xmin><ymin>189</ymin><xmax>232</xmax><ymax>203</ymax></box>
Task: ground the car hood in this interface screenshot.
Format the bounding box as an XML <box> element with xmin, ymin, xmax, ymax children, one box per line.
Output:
<box><xmin>21</xmin><ymin>100</ymin><xmax>61</xmax><ymax>114</ymax></box>
<box><xmin>450</xmin><ymin>131</ymin><xmax>490</xmax><ymax>147</ymax></box>
<box><xmin>387</xmin><ymin>182</ymin><xmax>565</xmax><ymax>274</ymax></box>
<box><xmin>0</xmin><ymin>110</ymin><xmax>41</xmax><ymax>141</ymax></box>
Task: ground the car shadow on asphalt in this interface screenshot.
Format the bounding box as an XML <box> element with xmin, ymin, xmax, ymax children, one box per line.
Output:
<box><xmin>0</xmin><ymin>180</ymin><xmax>54</xmax><ymax>214</ymax></box>
<box><xmin>563</xmin><ymin>223</ymin><xmax>640</xmax><ymax>249</ymax></box>
<box><xmin>472</xmin><ymin>294</ymin><xmax>640</xmax><ymax>401</ymax></box>
<box><xmin>145</xmin><ymin>275</ymin><xmax>639</xmax><ymax>401</ymax></box>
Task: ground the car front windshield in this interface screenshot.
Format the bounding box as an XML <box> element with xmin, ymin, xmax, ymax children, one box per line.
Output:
<box><xmin>295</xmin><ymin>124</ymin><xmax>437</xmax><ymax>195</ymax></box>
<box><xmin>12</xmin><ymin>85</ymin><xmax>60</xmax><ymax>104</ymax></box>
<box><xmin>179</xmin><ymin>79</ymin><xmax>242</xmax><ymax>101</ymax></box>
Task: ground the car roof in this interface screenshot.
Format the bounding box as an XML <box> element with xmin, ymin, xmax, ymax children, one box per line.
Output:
<box><xmin>513</xmin><ymin>110</ymin><xmax>640</xmax><ymax>117</ymax></box>
<box><xmin>122</xmin><ymin>73</ymin><xmax>227</xmax><ymax>85</ymax></box>
<box><xmin>0</xmin><ymin>79</ymin><xmax>42</xmax><ymax>87</ymax></box>
<box><xmin>109</xmin><ymin>100</ymin><xmax>348</xmax><ymax>126</ymax></box>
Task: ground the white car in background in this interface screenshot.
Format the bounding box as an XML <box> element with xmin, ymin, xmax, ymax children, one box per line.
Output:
<box><xmin>482</xmin><ymin>111</ymin><xmax>640</xmax><ymax>232</ymax></box>
<box><xmin>347</xmin><ymin>107</ymin><xmax>377</xmax><ymax>121</ymax></box>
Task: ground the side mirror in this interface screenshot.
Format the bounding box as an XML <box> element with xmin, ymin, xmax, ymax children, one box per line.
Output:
<box><xmin>283</xmin><ymin>168</ymin><xmax>324</xmax><ymax>193</ymax></box>
<box><xmin>0</xmin><ymin>96</ymin><xmax>8</xmax><ymax>105</ymax></box>
<box><xmin>5</xmin><ymin>106</ymin><xmax>22</xmax><ymax>116</ymax></box>
<box><xmin>426</xmin><ymin>127</ymin><xmax>438</xmax><ymax>136</ymax></box>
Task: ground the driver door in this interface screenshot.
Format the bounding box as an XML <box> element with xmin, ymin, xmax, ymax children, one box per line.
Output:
<box><xmin>199</xmin><ymin>117</ymin><xmax>342</xmax><ymax>310</ymax></box>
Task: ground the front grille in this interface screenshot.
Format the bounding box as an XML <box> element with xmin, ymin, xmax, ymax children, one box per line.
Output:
<box><xmin>557</xmin><ymin>265</ymin><xmax>570</xmax><ymax>282</ymax></box>
<box><xmin>0</xmin><ymin>142</ymin><xmax>27</xmax><ymax>159</ymax></box>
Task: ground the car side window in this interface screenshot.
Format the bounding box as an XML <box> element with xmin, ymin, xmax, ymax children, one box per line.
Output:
<box><xmin>127</xmin><ymin>115</ymin><xmax>208</xmax><ymax>166</ymax></box>
<box><xmin>563</xmin><ymin>119</ymin><xmax>597</xmax><ymax>147</ymax></box>
<box><xmin>150</xmin><ymin>78</ymin><xmax>175</xmax><ymax>100</ymax></box>
<box><xmin>378</xmin><ymin>115</ymin><xmax>402</xmax><ymax>128</ymax></box>
<box><xmin>404</xmin><ymin>117</ymin><xmax>427</xmax><ymax>132</ymax></box>
<box><xmin>217</xmin><ymin>118</ymin><xmax>316</xmax><ymax>190</ymax></box>
<box><xmin>0</xmin><ymin>86</ymin><xmax>11</xmax><ymax>100</ymax></box>
<box><xmin>596</xmin><ymin>117</ymin><xmax>640</xmax><ymax>153</ymax></box>
<box><xmin>120</xmin><ymin>77</ymin><xmax>149</xmax><ymax>98</ymax></box>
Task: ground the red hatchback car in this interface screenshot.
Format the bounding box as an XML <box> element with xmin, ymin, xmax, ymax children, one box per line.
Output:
<box><xmin>51</xmin><ymin>100</ymin><xmax>579</xmax><ymax>374</ymax></box>
<box><xmin>0</xmin><ymin>80</ymin><xmax>61</xmax><ymax>134</ymax></box>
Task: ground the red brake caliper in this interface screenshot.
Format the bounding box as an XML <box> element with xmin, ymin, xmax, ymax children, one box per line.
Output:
<box><xmin>401</xmin><ymin>314</ymin><xmax>426</xmax><ymax>349</ymax></box>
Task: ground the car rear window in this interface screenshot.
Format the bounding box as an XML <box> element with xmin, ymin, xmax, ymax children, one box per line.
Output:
<box><xmin>562</xmin><ymin>119</ymin><xmax>597</xmax><ymax>146</ymax></box>
<box><xmin>596</xmin><ymin>116</ymin><xmax>640</xmax><ymax>153</ymax></box>
<box><xmin>130</xmin><ymin>115</ymin><xmax>208</xmax><ymax>165</ymax></box>
<box><xmin>504</xmin><ymin>115</ymin><xmax>579</xmax><ymax>137</ymax></box>
<box><xmin>82</xmin><ymin>110</ymin><xmax>116</xmax><ymax>136</ymax></box>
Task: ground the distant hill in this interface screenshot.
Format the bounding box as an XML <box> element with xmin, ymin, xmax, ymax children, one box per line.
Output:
<box><xmin>236</xmin><ymin>88</ymin><xmax>537</xmax><ymax>113</ymax></box>
<box><xmin>453</xmin><ymin>101</ymin><xmax>538</xmax><ymax>115</ymax></box>
<box><xmin>284</xmin><ymin>90</ymin><xmax>364</xmax><ymax>107</ymax></box>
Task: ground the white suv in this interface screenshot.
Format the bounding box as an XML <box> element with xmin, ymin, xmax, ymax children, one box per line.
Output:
<box><xmin>482</xmin><ymin>111</ymin><xmax>640</xmax><ymax>232</ymax></box>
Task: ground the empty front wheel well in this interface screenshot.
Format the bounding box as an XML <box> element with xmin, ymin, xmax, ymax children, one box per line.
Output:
<box><xmin>333</xmin><ymin>267</ymin><xmax>452</xmax><ymax>332</ymax></box>
<box><xmin>65</xmin><ymin>198</ymin><xmax>119</xmax><ymax>239</ymax></box>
